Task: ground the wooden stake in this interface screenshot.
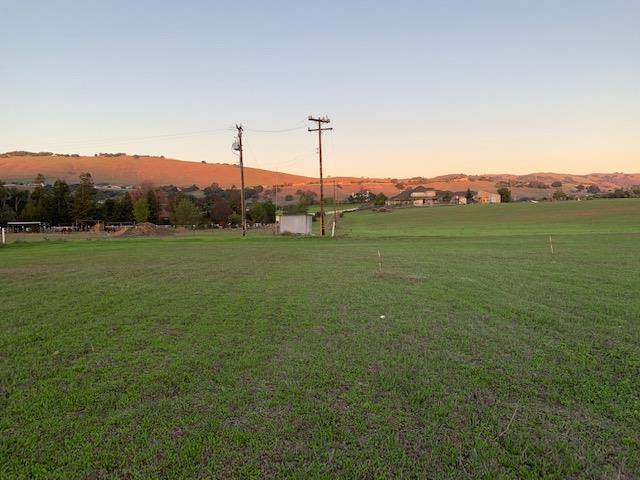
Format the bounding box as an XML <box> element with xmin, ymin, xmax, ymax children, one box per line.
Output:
<box><xmin>377</xmin><ymin>250</ymin><xmax>383</xmax><ymax>273</ymax></box>
<box><xmin>549</xmin><ymin>236</ymin><xmax>554</xmax><ymax>254</ymax></box>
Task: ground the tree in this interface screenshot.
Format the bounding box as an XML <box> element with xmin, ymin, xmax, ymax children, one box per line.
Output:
<box><xmin>282</xmin><ymin>197</ymin><xmax>310</xmax><ymax>214</ymax></box>
<box><xmin>7</xmin><ymin>188</ymin><xmax>28</xmax><ymax>218</ymax></box>
<box><xmin>373</xmin><ymin>193</ymin><xmax>387</xmax><ymax>206</ymax></box>
<box><xmin>117</xmin><ymin>193</ymin><xmax>134</xmax><ymax>222</ymax></box>
<box><xmin>203</xmin><ymin>183</ymin><xmax>225</xmax><ymax>198</ymax></box>
<box><xmin>261</xmin><ymin>200</ymin><xmax>276</xmax><ymax>223</ymax></box>
<box><xmin>102</xmin><ymin>198</ymin><xmax>118</xmax><ymax>223</ymax></box>
<box><xmin>497</xmin><ymin>187</ymin><xmax>512</xmax><ymax>203</ymax></box>
<box><xmin>248</xmin><ymin>200</ymin><xmax>276</xmax><ymax>224</ymax></box>
<box><xmin>73</xmin><ymin>172</ymin><xmax>96</xmax><ymax>223</ymax></box>
<box><xmin>465</xmin><ymin>188</ymin><xmax>474</xmax><ymax>203</ymax></box>
<box><xmin>50</xmin><ymin>179</ymin><xmax>72</xmax><ymax>225</ymax></box>
<box><xmin>347</xmin><ymin>190</ymin><xmax>375</xmax><ymax>203</ymax></box>
<box><xmin>226</xmin><ymin>188</ymin><xmax>242</xmax><ymax>214</ymax></box>
<box><xmin>576</xmin><ymin>184</ymin><xmax>585</xmax><ymax>191</ymax></box>
<box><xmin>23</xmin><ymin>174</ymin><xmax>49</xmax><ymax>221</ymax></box>
<box><xmin>551</xmin><ymin>181</ymin><xmax>562</xmax><ymax>188</ymax></box>
<box><xmin>296</xmin><ymin>193</ymin><xmax>312</xmax><ymax>211</ymax></box>
<box><xmin>606</xmin><ymin>188</ymin><xmax>630</xmax><ymax>198</ymax></box>
<box><xmin>586</xmin><ymin>184</ymin><xmax>600</xmax><ymax>194</ymax></box>
<box><xmin>0</xmin><ymin>181</ymin><xmax>17</xmax><ymax>224</ymax></box>
<box><xmin>244</xmin><ymin>187</ymin><xmax>261</xmax><ymax>200</ymax></box>
<box><xmin>146</xmin><ymin>189</ymin><xmax>160</xmax><ymax>224</ymax></box>
<box><xmin>133</xmin><ymin>198</ymin><xmax>149</xmax><ymax>223</ymax></box>
<box><xmin>0</xmin><ymin>181</ymin><xmax>7</xmax><ymax>210</ymax></box>
<box><xmin>440</xmin><ymin>191</ymin><xmax>453</xmax><ymax>203</ymax></box>
<box><xmin>171</xmin><ymin>198</ymin><xmax>201</xmax><ymax>226</ymax></box>
<box><xmin>210</xmin><ymin>196</ymin><xmax>232</xmax><ymax>224</ymax></box>
<box><xmin>297</xmin><ymin>190</ymin><xmax>317</xmax><ymax>205</ymax></box>
<box><xmin>0</xmin><ymin>205</ymin><xmax>16</xmax><ymax>223</ymax></box>
<box><xmin>552</xmin><ymin>189</ymin><xmax>567</xmax><ymax>201</ymax></box>
<box><xmin>228</xmin><ymin>212</ymin><xmax>241</xmax><ymax>225</ymax></box>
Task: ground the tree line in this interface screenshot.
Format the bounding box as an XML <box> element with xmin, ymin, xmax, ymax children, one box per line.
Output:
<box><xmin>0</xmin><ymin>173</ymin><xmax>277</xmax><ymax>227</ymax></box>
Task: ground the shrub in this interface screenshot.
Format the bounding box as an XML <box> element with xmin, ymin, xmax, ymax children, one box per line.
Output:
<box><xmin>497</xmin><ymin>187</ymin><xmax>512</xmax><ymax>203</ymax></box>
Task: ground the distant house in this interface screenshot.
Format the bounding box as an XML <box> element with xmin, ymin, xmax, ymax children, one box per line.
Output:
<box><xmin>452</xmin><ymin>194</ymin><xmax>468</xmax><ymax>205</ymax></box>
<box><xmin>476</xmin><ymin>191</ymin><xmax>501</xmax><ymax>204</ymax></box>
<box><xmin>387</xmin><ymin>186</ymin><xmax>439</xmax><ymax>207</ymax></box>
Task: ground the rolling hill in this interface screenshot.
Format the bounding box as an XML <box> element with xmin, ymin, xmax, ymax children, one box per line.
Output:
<box><xmin>1</xmin><ymin>153</ymin><xmax>639</xmax><ymax>200</ymax></box>
<box><xmin>0</xmin><ymin>153</ymin><xmax>314</xmax><ymax>188</ymax></box>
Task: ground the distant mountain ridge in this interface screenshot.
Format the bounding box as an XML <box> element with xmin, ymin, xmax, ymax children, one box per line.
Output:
<box><xmin>0</xmin><ymin>152</ymin><xmax>314</xmax><ymax>187</ymax></box>
<box><xmin>1</xmin><ymin>153</ymin><xmax>639</xmax><ymax>198</ymax></box>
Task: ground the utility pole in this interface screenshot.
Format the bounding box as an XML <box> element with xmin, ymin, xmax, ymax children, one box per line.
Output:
<box><xmin>233</xmin><ymin>124</ymin><xmax>246</xmax><ymax>236</ymax></box>
<box><xmin>308</xmin><ymin>115</ymin><xmax>332</xmax><ymax>236</ymax></box>
<box><xmin>274</xmin><ymin>170</ymin><xmax>279</xmax><ymax>234</ymax></box>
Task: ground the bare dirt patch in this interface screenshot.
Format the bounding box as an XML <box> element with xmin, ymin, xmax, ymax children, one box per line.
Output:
<box><xmin>112</xmin><ymin>223</ymin><xmax>174</xmax><ymax>237</ymax></box>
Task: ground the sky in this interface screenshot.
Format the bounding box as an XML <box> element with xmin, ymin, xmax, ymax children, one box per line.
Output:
<box><xmin>1</xmin><ymin>0</ymin><xmax>638</xmax><ymax>178</ymax></box>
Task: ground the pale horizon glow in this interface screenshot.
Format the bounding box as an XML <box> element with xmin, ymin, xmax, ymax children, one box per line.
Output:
<box><xmin>2</xmin><ymin>0</ymin><xmax>638</xmax><ymax>178</ymax></box>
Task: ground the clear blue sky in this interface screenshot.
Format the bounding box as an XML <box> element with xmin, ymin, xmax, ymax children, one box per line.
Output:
<box><xmin>2</xmin><ymin>0</ymin><xmax>638</xmax><ymax>177</ymax></box>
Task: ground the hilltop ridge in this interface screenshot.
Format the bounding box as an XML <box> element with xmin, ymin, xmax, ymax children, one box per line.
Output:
<box><xmin>1</xmin><ymin>152</ymin><xmax>639</xmax><ymax>199</ymax></box>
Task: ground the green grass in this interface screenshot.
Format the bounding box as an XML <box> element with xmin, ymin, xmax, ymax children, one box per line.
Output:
<box><xmin>1</xmin><ymin>199</ymin><xmax>640</xmax><ymax>478</ymax></box>
<box><xmin>345</xmin><ymin>199</ymin><xmax>640</xmax><ymax>237</ymax></box>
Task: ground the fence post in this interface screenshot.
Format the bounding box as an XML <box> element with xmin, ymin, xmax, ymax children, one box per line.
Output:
<box><xmin>1</xmin><ymin>227</ymin><xmax>5</xmax><ymax>246</ymax></box>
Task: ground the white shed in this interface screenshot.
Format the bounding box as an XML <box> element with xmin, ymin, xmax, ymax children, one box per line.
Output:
<box><xmin>277</xmin><ymin>214</ymin><xmax>313</xmax><ymax>235</ymax></box>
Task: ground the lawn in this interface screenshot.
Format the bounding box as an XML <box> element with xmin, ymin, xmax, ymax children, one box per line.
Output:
<box><xmin>1</xmin><ymin>199</ymin><xmax>639</xmax><ymax>478</ymax></box>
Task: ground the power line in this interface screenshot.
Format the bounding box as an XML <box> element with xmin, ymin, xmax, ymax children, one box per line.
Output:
<box><xmin>243</xmin><ymin>123</ymin><xmax>306</xmax><ymax>133</ymax></box>
<box><xmin>241</xmin><ymin>147</ymin><xmax>312</xmax><ymax>174</ymax></box>
<box><xmin>32</xmin><ymin>128</ymin><xmax>234</xmax><ymax>149</ymax></box>
<box><xmin>29</xmin><ymin>122</ymin><xmax>305</xmax><ymax>150</ymax></box>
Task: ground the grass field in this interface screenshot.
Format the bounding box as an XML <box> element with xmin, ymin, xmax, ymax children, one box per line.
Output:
<box><xmin>2</xmin><ymin>199</ymin><xmax>639</xmax><ymax>478</ymax></box>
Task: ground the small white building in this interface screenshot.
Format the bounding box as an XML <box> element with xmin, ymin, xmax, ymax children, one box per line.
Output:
<box><xmin>277</xmin><ymin>214</ymin><xmax>313</xmax><ymax>235</ymax></box>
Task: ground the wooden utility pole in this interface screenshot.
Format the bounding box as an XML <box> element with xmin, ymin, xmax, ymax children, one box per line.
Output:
<box><xmin>308</xmin><ymin>115</ymin><xmax>332</xmax><ymax>236</ymax></box>
<box><xmin>234</xmin><ymin>124</ymin><xmax>246</xmax><ymax>236</ymax></box>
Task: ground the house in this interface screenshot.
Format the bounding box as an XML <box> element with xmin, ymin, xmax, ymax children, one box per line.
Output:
<box><xmin>387</xmin><ymin>186</ymin><xmax>439</xmax><ymax>207</ymax></box>
<box><xmin>476</xmin><ymin>191</ymin><xmax>501</xmax><ymax>204</ymax></box>
<box><xmin>452</xmin><ymin>194</ymin><xmax>468</xmax><ymax>205</ymax></box>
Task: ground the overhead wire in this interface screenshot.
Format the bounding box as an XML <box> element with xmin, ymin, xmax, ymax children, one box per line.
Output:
<box><xmin>32</xmin><ymin>127</ymin><xmax>235</xmax><ymax>150</ymax></box>
<box><xmin>243</xmin><ymin>122</ymin><xmax>306</xmax><ymax>133</ymax></box>
<box><xmin>30</xmin><ymin>122</ymin><xmax>307</xmax><ymax>152</ymax></box>
<box><xmin>15</xmin><ymin>120</ymin><xmax>321</xmax><ymax>178</ymax></box>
